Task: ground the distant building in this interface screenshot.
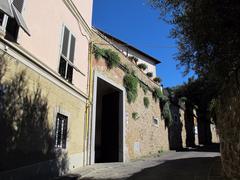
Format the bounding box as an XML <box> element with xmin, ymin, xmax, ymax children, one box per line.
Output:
<box><xmin>96</xmin><ymin>28</ymin><xmax>161</xmax><ymax>77</ymax></box>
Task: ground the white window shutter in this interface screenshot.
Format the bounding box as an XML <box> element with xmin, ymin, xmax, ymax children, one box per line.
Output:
<box><xmin>69</xmin><ymin>35</ymin><xmax>76</xmax><ymax>63</ymax></box>
<box><xmin>62</xmin><ymin>27</ymin><xmax>70</xmax><ymax>58</ymax></box>
<box><xmin>0</xmin><ymin>0</ymin><xmax>14</xmax><ymax>17</ymax></box>
<box><xmin>11</xmin><ymin>4</ymin><xmax>30</xmax><ymax>36</ymax></box>
<box><xmin>13</xmin><ymin>0</ymin><xmax>24</xmax><ymax>12</ymax></box>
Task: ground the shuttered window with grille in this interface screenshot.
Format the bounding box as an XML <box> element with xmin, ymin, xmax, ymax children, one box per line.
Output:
<box><xmin>55</xmin><ymin>113</ymin><xmax>68</xmax><ymax>149</ymax></box>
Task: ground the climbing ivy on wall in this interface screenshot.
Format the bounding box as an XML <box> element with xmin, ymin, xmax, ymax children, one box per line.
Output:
<box><xmin>132</xmin><ymin>112</ymin><xmax>139</xmax><ymax>120</ymax></box>
<box><xmin>93</xmin><ymin>45</ymin><xmax>120</xmax><ymax>69</ymax></box>
<box><xmin>162</xmin><ymin>101</ymin><xmax>173</xmax><ymax>125</ymax></box>
<box><xmin>123</xmin><ymin>72</ymin><xmax>139</xmax><ymax>103</ymax></box>
<box><xmin>93</xmin><ymin>44</ymin><xmax>167</xmax><ymax>112</ymax></box>
<box><xmin>152</xmin><ymin>87</ymin><xmax>173</xmax><ymax>125</ymax></box>
<box><xmin>143</xmin><ymin>97</ymin><xmax>150</xmax><ymax>108</ymax></box>
<box><xmin>139</xmin><ymin>82</ymin><xmax>148</xmax><ymax>95</ymax></box>
<box><xmin>93</xmin><ymin>45</ymin><xmax>105</xmax><ymax>59</ymax></box>
<box><xmin>152</xmin><ymin>87</ymin><xmax>164</xmax><ymax>102</ymax></box>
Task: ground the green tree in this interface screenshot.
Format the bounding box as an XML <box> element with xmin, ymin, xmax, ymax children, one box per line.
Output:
<box><xmin>149</xmin><ymin>0</ymin><xmax>240</xmax><ymax>85</ymax></box>
<box><xmin>149</xmin><ymin>0</ymin><xmax>240</xmax><ymax>178</ymax></box>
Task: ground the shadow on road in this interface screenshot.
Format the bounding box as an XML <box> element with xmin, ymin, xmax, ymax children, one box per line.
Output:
<box><xmin>55</xmin><ymin>144</ymin><xmax>222</xmax><ymax>180</ymax></box>
<box><xmin>54</xmin><ymin>174</ymin><xmax>80</xmax><ymax>180</ymax></box>
<box><xmin>177</xmin><ymin>143</ymin><xmax>220</xmax><ymax>153</ymax></box>
<box><xmin>126</xmin><ymin>156</ymin><xmax>222</xmax><ymax>180</ymax></box>
<box><xmin>56</xmin><ymin>156</ymin><xmax>222</xmax><ymax>180</ymax></box>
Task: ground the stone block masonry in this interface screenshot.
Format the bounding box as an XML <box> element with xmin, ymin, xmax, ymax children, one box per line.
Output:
<box><xmin>91</xmin><ymin>30</ymin><xmax>169</xmax><ymax>161</ymax></box>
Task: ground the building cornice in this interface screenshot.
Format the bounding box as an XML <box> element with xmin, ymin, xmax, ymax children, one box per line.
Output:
<box><xmin>62</xmin><ymin>0</ymin><xmax>93</xmax><ymax>38</ymax></box>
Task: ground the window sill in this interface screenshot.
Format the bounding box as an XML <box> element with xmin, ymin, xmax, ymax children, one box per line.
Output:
<box><xmin>58</xmin><ymin>74</ymin><xmax>74</xmax><ymax>85</ymax></box>
<box><xmin>0</xmin><ymin>28</ymin><xmax>5</xmax><ymax>37</ymax></box>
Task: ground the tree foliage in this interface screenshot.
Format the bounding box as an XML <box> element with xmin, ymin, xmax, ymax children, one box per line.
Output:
<box><xmin>174</xmin><ymin>77</ymin><xmax>217</xmax><ymax>111</ymax></box>
<box><xmin>152</xmin><ymin>87</ymin><xmax>164</xmax><ymax>102</ymax></box>
<box><xmin>149</xmin><ymin>0</ymin><xmax>240</xmax><ymax>85</ymax></box>
<box><xmin>149</xmin><ymin>0</ymin><xmax>240</xmax><ymax>127</ymax></box>
<box><xmin>143</xmin><ymin>97</ymin><xmax>150</xmax><ymax>108</ymax></box>
<box><xmin>139</xmin><ymin>82</ymin><xmax>149</xmax><ymax>95</ymax></box>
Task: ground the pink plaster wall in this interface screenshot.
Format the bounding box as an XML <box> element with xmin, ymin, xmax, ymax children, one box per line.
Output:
<box><xmin>72</xmin><ymin>0</ymin><xmax>93</xmax><ymax>27</ymax></box>
<box><xmin>17</xmin><ymin>0</ymin><xmax>93</xmax><ymax>94</ymax></box>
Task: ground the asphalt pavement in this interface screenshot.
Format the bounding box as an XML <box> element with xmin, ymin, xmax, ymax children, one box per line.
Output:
<box><xmin>57</xmin><ymin>145</ymin><xmax>224</xmax><ymax>180</ymax></box>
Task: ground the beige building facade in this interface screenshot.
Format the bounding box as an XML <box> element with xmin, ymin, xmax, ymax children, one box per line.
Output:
<box><xmin>0</xmin><ymin>1</ymin><xmax>170</xmax><ymax>179</ymax></box>
<box><xmin>0</xmin><ymin>0</ymin><xmax>93</xmax><ymax>178</ymax></box>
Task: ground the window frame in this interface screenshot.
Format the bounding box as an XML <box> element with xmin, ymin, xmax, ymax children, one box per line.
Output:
<box><xmin>152</xmin><ymin>117</ymin><xmax>160</xmax><ymax>127</ymax></box>
<box><xmin>58</xmin><ymin>25</ymin><xmax>76</xmax><ymax>83</ymax></box>
<box><xmin>0</xmin><ymin>13</ymin><xmax>8</xmax><ymax>33</ymax></box>
<box><xmin>55</xmin><ymin>113</ymin><xmax>68</xmax><ymax>149</ymax></box>
<box><xmin>0</xmin><ymin>0</ymin><xmax>27</xmax><ymax>40</ymax></box>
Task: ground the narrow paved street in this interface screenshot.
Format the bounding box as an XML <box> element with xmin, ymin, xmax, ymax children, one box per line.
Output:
<box><xmin>58</xmin><ymin>145</ymin><xmax>223</xmax><ymax>180</ymax></box>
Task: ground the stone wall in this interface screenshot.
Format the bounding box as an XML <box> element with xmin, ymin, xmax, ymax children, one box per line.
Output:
<box><xmin>168</xmin><ymin>104</ymin><xmax>187</xmax><ymax>150</ymax></box>
<box><xmin>210</xmin><ymin>124</ymin><xmax>220</xmax><ymax>144</ymax></box>
<box><xmin>91</xmin><ymin>31</ymin><xmax>169</xmax><ymax>160</ymax></box>
<box><xmin>217</xmin><ymin>76</ymin><xmax>240</xmax><ymax>179</ymax></box>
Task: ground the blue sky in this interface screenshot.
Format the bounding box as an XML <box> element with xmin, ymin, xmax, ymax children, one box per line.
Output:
<box><xmin>92</xmin><ymin>0</ymin><xmax>194</xmax><ymax>87</ymax></box>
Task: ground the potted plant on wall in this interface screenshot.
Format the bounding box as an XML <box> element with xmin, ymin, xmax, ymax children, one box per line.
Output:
<box><xmin>129</xmin><ymin>56</ymin><xmax>138</xmax><ymax>64</ymax></box>
<box><xmin>153</xmin><ymin>77</ymin><xmax>162</xmax><ymax>84</ymax></box>
<box><xmin>137</xmin><ymin>63</ymin><xmax>148</xmax><ymax>71</ymax></box>
<box><xmin>146</xmin><ymin>72</ymin><xmax>153</xmax><ymax>78</ymax></box>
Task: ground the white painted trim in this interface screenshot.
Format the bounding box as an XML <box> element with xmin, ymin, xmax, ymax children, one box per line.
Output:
<box><xmin>90</xmin><ymin>71</ymin><xmax>97</xmax><ymax>164</ymax></box>
<box><xmin>54</xmin><ymin>110</ymin><xmax>71</xmax><ymax>150</ymax></box>
<box><xmin>57</xmin><ymin>24</ymin><xmax>65</xmax><ymax>76</ymax></box>
<box><xmin>0</xmin><ymin>14</ymin><xmax>8</xmax><ymax>33</ymax></box>
<box><xmin>0</xmin><ymin>39</ymin><xmax>88</xmax><ymax>102</ymax></box>
<box><xmin>90</xmin><ymin>71</ymin><xmax>126</xmax><ymax>164</ymax></box>
<box><xmin>152</xmin><ymin>117</ymin><xmax>160</xmax><ymax>127</ymax></box>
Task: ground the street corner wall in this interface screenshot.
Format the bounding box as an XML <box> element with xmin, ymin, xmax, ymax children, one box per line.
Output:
<box><xmin>179</xmin><ymin>108</ymin><xmax>187</xmax><ymax>148</ymax></box>
<box><xmin>168</xmin><ymin>104</ymin><xmax>187</xmax><ymax>150</ymax></box>
<box><xmin>91</xmin><ymin>33</ymin><xmax>169</xmax><ymax>160</ymax></box>
<box><xmin>210</xmin><ymin>124</ymin><xmax>220</xmax><ymax>144</ymax></box>
<box><xmin>125</xmin><ymin>83</ymin><xmax>169</xmax><ymax>159</ymax></box>
<box><xmin>0</xmin><ymin>51</ymin><xmax>86</xmax><ymax>178</ymax></box>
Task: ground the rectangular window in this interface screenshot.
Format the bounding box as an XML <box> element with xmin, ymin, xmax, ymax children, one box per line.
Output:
<box><xmin>2</xmin><ymin>0</ymin><xmax>25</xmax><ymax>40</ymax></box>
<box><xmin>153</xmin><ymin>117</ymin><xmax>159</xmax><ymax>127</ymax></box>
<box><xmin>55</xmin><ymin>113</ymin><xmax>68</xmax><ymax>149</ymax></box>
<box><xmin>58</xmin><ymin>26</ymin><xmax>76</xmax><ymax>83</ymax></box>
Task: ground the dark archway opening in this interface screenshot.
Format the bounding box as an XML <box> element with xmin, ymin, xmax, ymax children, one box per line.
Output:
<box><xmin>94</xmin><ymin>78</ymin><xmax>123</xmax><ymax>163</ymax></box>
